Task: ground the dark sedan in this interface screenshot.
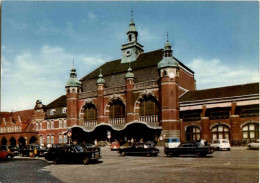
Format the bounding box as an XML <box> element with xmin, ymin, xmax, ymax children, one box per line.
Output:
<box><xmin>19</xmin><ymin>144</ymin><xmax>47</xmax><ymax>157</ymax></box>
<box><xmin>118</xmin><ymin>142</ymin><xmax>159</xmax><ymax>157</ymax></box>
<box><xmin>45</xmin><ymin>144</ymin><xmax>101</xmax><ymax>165</ymax></box>
<box><xmin>164</xmin><ymin>141</ymin><xmax>214</xmax><ymax>158</ymax></box>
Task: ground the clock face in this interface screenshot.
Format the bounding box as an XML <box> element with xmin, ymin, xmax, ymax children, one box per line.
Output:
<box><xmin>169</xmin><ymin>72</ymin><xmax>175</xmax><ymax>78</ymax></box>
<box><xmin>125</xmin><ymin>49</ymin><xmax>132</xmax><ymax>57</ymax></box>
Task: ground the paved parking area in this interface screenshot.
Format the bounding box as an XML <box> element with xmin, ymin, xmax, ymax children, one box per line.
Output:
<box><xmin>0</xmin><ymin>147</ymin><xmax>258</xmax><ymax>183</ymax></box>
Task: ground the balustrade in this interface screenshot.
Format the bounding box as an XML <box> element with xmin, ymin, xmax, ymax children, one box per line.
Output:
<box><xmin>109</xmin><ymin>118</ymin><xmax>125</xmax><ymax>125</ymax></box>
<box><xmin>139</xmin><ymin>115</ymin><xmax>159</xmax><ymax>123</ymax></box>
<box><xmin>83</xmin><ymin>120</ymin><xmax>97</xmax><ymax>127</ymax></box>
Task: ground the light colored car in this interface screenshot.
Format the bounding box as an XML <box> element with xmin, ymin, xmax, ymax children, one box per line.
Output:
<box><xmin>210</xmin><ymin>139</ymin><xmax>231</xmax><ymax>151</ymax></box>
<box><xmin>248</xmin><ymin>140</ymin><xmax>259</xmax><ymax>150</ymax></box>
<box><xmin>164</xmin><ymin>138</ymin><xmax>180</xmax><ymax>149</ymax></box>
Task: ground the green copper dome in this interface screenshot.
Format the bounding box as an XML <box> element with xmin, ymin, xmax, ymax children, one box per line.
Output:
<box><xmin>125</xmin><ymin>67</ymin><xmax>135</xmax><ymax>79</ymax></box>
<box><xmin>97</xmin><ymin>73</ymin><xmax>105</xmax><ymax>84</ymax></box>
<box><xmin>66</xmin><ymin>67</ymin><xmax>81</xmax><ymax>87</ymax></box>
<box><xmin>164</xmin><ymin>41</ymin><xmax>171</xmax><ymax>49</ymax></box>
<box><xmin>158</xmin><ymin>57</ymin><xmax>179</xmax><ymax>69</ymax></box>
<box><xmin>127</xmin><ymin>18</ymin><xmax>137</xmax><ymax>33</ymax></box>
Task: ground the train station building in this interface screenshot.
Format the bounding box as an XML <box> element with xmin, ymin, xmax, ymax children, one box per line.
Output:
<box><xmin>1</xmin><ymin>17</ymin><xmax>259</xmax><ymax>146</ymax></box>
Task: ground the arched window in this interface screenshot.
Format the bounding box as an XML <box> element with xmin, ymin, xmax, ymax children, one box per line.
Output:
<box><xmin>140</xmin><ymin>97</ymin><xmax>159</xmax><ymax>116</ymax></box>
<box><xmin>212</xmin><ymin>125</ymin><xmax>230</xmax><ymax>140</ymax></box>
<box><xmin>129</xmin><ymin>34</ymin><xmax>132</xmax><ymax>42</ymax></box>
<box><xmin>84</xmin><ymin>104</ymin><xmax>97</xmax><ymax>121</ymax></box>
<box><xmin>242</xmin><ymin>123</ymin><xmax>259</xmax><ymax>140</ymax></box>
<box><xmin>186</xmin><ymin>126</ymin><xmax>201</xmax><ymax>141</ymax></box>
<box><xmin>109</xmin><ymin>100</ymin><xmax>125</xmax><ymax>119</ymax></box>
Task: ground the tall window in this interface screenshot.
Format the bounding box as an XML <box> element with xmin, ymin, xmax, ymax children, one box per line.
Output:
<box><xmin>139</xmin><ymin>98</ymin><xmax>159</xmax><ymax>116</ymax></box>
<box><xmin>59</xmin><ymin>135</ymin><xmax>63</xmax><ymax>143</ymax></box>
<box><xmin>51</xmin><ymin>135</ymin><xmax>54</xmax><ymax>144</ymax></box>
<box><xmin>40</xmin><ymin>136</ymin><xmax>43</xmax><ymax>144</ymax></box>
<box><xmin>186</xmin><ymin>126</ymin><xmax>201</xmax><ymax>141</ymax></box>
<box><xmin>64</xmin><ymin>135</ymin><xmax>67</xmax><ymax>143</ymax></box>
<box><xmin>109</xmin><ymin>100</ymin><xmax>125</xmax><ymax>119</ymax></box>
<box><xmin>84</xmin><ymin>104</ymin><xmax>97</xmax><ymax>121</ymax></box>
<box><xmin>63</xmin><ymin>120</ymin><xmax>67</xmax><ymax>128</ymax></box>
<box><xmin>40</xmin><ymin>122</ymin><xmax>42</xmax><ymax>130</ymax></box>
<box><xmin>36</xmin><ymin>123</ymin><xmax>38</xmax><ymax>130</ymax></box>
<box><xmin>59</xmin><ymin>120</ymin><xmax>62</xmax><ymax>128</ymax></box>
<box><xmin>242</xmin><ymin>123</ymin><xmax>259</xmax><ymax>140</ymax></box>
<box><xmin>212</xmin><ymin>125</ymin><xmax>230</xmax><ymax>140</ymax></box>
<box><xmin>51</xmin><ymin>121</ymin><xmax>54</xmax><ymax>129</ymax></box>
<box><xmin>47</xmin><ymin>121</ymin><xmax>50</xmax><ymax>129</ymax></box>
<box><xmin>47</xmin><ymin>136</ymin><xmax>50</xmax><ymax>144</ymax></box>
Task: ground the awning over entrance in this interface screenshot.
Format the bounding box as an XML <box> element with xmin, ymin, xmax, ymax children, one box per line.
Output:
<box><xmin>67</xmin><ymin>121</ymin><xmax>162</xmax><ymax>144</ymax></box>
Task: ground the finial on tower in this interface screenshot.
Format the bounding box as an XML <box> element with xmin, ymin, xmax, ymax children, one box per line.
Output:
<box><xmin>131</xmin><ymin>10</ymin><xmax>133</xmax><ymax>19</ymax></box>
<box><xmin>167</xmin><ymin>32</ymin><xmax>169</xmax><ymax>42</ymax></box>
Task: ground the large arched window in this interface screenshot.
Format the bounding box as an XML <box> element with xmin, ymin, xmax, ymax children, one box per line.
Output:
<box><xmin>212</xmin><ymin>125</ymin><xmax>230</xmax><ymax>140</ymax></box>
<box><xmin>109</xmin><ymin>100</ymin><xmax>125</xmax><ymax>119</ymax></box>
<box><xmin>84</xmin><ymin>104</ymin><xmax>97</xmax><ymax>121</ymax></box>
<box><xmin>242</xmin><ymin>123</ymin><xmax>259</xmax><ymax>140</ymax></box>
<box><xmin>139</xmin><ymin>97</ymin><xmax>159</xmax><ymax>116</ymax></box>
<box><xmin>186</xmin><ymin>126</ymin><xmax>201</xmax><ymax>141</ymax></box>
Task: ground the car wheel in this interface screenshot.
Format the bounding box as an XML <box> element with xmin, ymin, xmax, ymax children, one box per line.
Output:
<box><xmin>146</xmin><ymin>153</ymin><xmax>151</xmax><ymax>157</ymax></box>
<box><xmin>195</xmin><ymin>152</ymin><xmax>201</xmax><ymax>158</ymax></box>
<box><xmin>227</xmin><ymin>148</ymin><xmax>231</xmax><ymax>151</ymax></box>
<box><xmin>53</xmin><ymin>158</ymin><xmax>59</xmax><ymax>165</ymax></box>
<box><xmin>216</xmin><ymin>147</ymin><xmax>220</xmax><ymax>151</ymax></box>
<box><xmin>83</xmin><ymin>157</ymin><xmax>90</xmax><ymax>165</ymax></box>
<box><xmin>121</xmin><ymin>152</ymin><xmax>126</xmax><ymax>157</ymax></box>
<box><xmin>6</xmin><ymin>155</ymin><xmax>12</xmax><ymax>160</ymax></box>
<box><xmin>168</xmin><ymin>153</ymin><xmax>173</xmax><ymax>157</ymax></box>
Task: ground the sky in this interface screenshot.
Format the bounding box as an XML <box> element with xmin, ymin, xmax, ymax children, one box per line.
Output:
<box><xmin>1</xmin><ymin>1</ymin><xmax>259</xmax><ymax>112</ymax></box>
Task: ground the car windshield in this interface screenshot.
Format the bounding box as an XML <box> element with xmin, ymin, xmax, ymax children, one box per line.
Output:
<box><xmin>75</xmin><ymin>146</ymin><xmax>86</xmax><ymax>152</ymax></box>
<box><xmin>222</xmin><ymin>140</ymin><xmax>229</xmax><ymax>143</ymax></box>
<box><xmin>195</xmin><ymin>142</ymin><xmax>203</xmax><ymax>147</ymax></box>
<box><xmin>213</xmin><ymin>140</ymin><xmax>220</xmax><ymax>144</ymax></box>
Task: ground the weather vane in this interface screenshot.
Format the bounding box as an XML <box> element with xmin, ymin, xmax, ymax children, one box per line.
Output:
<box><xmin>131</xmin><ymin>10</ymin><xmax>133</xmax><ymax>19</ymax></box>
<box><xmin>167</xmin><ymin>32</ymin><xmax>169</xmax><ymax>42</ymax></box>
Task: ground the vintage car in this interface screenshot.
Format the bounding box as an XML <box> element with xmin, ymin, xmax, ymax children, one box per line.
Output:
<box><xmin>0</xmin><ymin>149</ymin><xmax>14</xmax><ymax>160</ymax></box>
<box><xmin>248</xmin><ymin>140</ymin><xmax>259</xmax><ymax>150</ymax></box>
<box><xmin>19</xmin><ymin>144</ymin><xmax>48</xmax><ymax>157</ymax></box>
<box><xmin>45</xmin><ymin>144</ymin><xmax>101</xmax><ymax>165</ymax></box>
<box><xmin>0</xmin><ymin>145</ymin><xmax>20</xmax><ymax>156</ymax></box>
<box><xmin>164</xmin><ymin>141</ymin><xmax>214</xmax><ymax>158</ymax></box>
<box><xmin>164</xmin><ymin>138</ymin><xmax>180</xmax><ymax>149</ymax></box>
<box><xmin>111</xmin><ymin>141</ymin><xmax>120</xmax><ymax>151</ymax></box>
<box><xmin>118</xmin><ymin>142</ymin><xmax>159</xmax><ymax>157</ymax></box>
<box><xmin>210</xmin><ymin>139</ymin><xmax>231</xmax><ymax>151</ymax></box>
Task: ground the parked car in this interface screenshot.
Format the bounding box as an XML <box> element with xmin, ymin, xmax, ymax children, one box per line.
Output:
<box><xmin>0</xmin><ymin>149</ymin><xmax>14</xmax><ymax>160</ymax></box>
<box><xmin>45</xmin><ymin>144</ymin><xmax>101</xmax><ymax>165</ymax></box>
<box><xmin>248</xmin><ymin>140</ymin><xmax>259</xmax><ymax>150</ymax></box>
<box><xmin>144</xmin><ymin>141</ymin><xmax>156</xmax><ymax>148</ymax></box>
<box><xmin>111</xmin><ymin>141</ymin><xmax>120</xmax><ymax>151</ymax></box>
<box><xmin>210</xmin><ymin>139</ymin><xmax>231</xmax><ymax>151</ymax></box>
<box><xmin>118</xmin><ymin>142</ymin><xmax>159</xmax><ymax>157</ymax></box>
<box><xmin>164</xmin><ymin>141</ymin><xmax>214</xmax><ymax>158</ymax></box>
<box><xmin>164</xmin><ymin>137</ymin><xmax>180</xmax><ymax>149</ymax></box>
<box><xmin>0</xmin><ymin>145</ymin><xmax>20</xmax><ymax>156</ymax></box>
<box><xmin>19</xmin><ymin>144</ymin><xmax>48</xmax><ymax>157</ymax></box>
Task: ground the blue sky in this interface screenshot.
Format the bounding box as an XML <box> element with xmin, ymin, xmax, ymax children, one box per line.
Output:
<box><xmin>1</xmin><ymin>1</ymin><xmax>259</xmax><ymax>111</ymax></box>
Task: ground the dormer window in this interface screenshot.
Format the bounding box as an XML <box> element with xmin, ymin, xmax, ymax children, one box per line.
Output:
<box><xmin>50</xmin><ymin>109</ymin><xmax>56</xmax><ymax>115</ymax></box>
<box><xmin>62</xmin><ymin>107</ymin><xmax>67</xmax><ymax>114</ymax></box>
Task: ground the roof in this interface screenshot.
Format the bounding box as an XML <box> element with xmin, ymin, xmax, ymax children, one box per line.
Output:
<box><xmin>80</xmin><ymin>49</ymin><xmax>194</xmax><ymax>91</ymax></box>
<box><xmin>46</xmin><ymin>95</ymin><xmax>67</xmax><ymax>109</ymax></box>
<box><xmin>0</xmin><ymin>109</ymin><xmax>34</xmax><ymax>127</ymax></box>
<box><xmin>180</xmin><ymin>83</ymin><xmax>259</xmax><ymax>102</ymax></box>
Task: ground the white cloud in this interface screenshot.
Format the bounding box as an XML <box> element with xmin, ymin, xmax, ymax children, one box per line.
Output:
<box><xmin>188</xmin><ymin>58</ymin><xmax>259</xmax><ymax>89</ymax></box>
<box><xmin>1</xmin><ymin>45</ymin><xmax>108</xmax><ymax>112</ymax></box>
<box><xmin>138</xmin><ymin>27</ymin><xmax>157</xmax><ymax>42</ymax></box>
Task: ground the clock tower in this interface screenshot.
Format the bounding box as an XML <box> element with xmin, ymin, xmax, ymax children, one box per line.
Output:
<box><xmin>121</xmin><ymin>12</ymin><xmax>144</xmax><ymax>63</ymax></box>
